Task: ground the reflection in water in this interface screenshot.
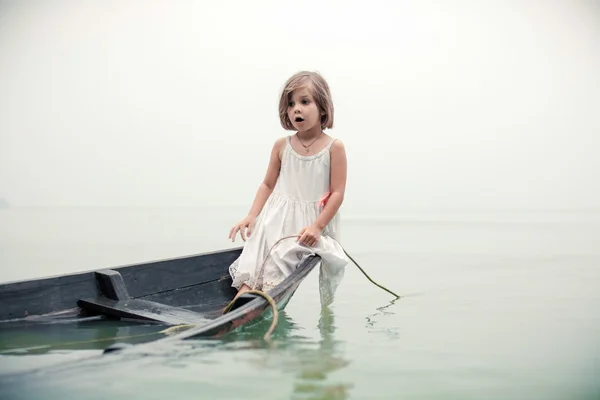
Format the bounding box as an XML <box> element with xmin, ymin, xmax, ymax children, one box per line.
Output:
<box><xmin>290</xmin><ymin>307</ymin><xmax>352</xmax><ymax>400</ymax></box>
<box><xmin>0</xmin><ymin>317</ymin><xmax>165</xmax><ymax>356</ymax></box>
<box><xmin>0</xmin><ymin>308</ymin><xmax>354</xmax><ymax>399</ymax></box>
<box><xmin>364</xmin><ymin>298</ymin><xmax>400</xmax><ymax>340</ymax></box>
<box><xmin>220</xmin><ymin>308</ymin><xmax>353</xmax><ymax>399</ymax></box>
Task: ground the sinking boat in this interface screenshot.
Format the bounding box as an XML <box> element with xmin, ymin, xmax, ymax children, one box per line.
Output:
<box><xmin>0</xmin><ymin>247</ymin><xmax>321</xmax><ymax>353</ymax></box>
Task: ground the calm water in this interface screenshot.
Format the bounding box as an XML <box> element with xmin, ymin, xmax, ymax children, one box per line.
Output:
<box><xmin>0</xmin><ymin>207</ymin><xmax>599</xmax><ymax>399</ymax></box>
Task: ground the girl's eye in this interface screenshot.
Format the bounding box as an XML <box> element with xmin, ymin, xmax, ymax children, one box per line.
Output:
<box><xmin>288</xmin><ymin>102</ymin><xmax>294</xmax><ymax>107</ymax></box>
<box><xmin>302</xmin><ymin>100</ymin><xmax>309</xmax><ymax>104</ymax></box>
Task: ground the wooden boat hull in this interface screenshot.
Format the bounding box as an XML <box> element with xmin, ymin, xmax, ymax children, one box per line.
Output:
<box><xmin>0</xmin><ymin>247</ymin><xmax>321</xmax><ymax>353</ymax></box>
<box><xmin>0</xmin><ymin>248</ymin><xmax>242</xmax><ymax>323</ymax></box>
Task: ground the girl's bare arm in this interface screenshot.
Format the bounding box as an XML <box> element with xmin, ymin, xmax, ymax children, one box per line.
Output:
<box><xmin>314</xmin><ymin>140</ymin><xmax>347</xmax><ymax>230</ymax></box>
<box><xmin>246</xmin><ymin>137</ymin><xmax>285</xmax><ymax>218</ymax></box>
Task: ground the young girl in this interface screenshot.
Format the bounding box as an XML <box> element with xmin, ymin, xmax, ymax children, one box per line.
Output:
<box><xmin>227</xmin><ymin>71</ymin><xmax>348</xmax><ymax>307</ymax></box>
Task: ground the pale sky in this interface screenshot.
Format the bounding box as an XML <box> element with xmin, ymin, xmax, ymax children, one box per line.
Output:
<box><xmin>0</xmin><ymin>0</ymin><xmax>598</xmax><ymax>211</ymax></box>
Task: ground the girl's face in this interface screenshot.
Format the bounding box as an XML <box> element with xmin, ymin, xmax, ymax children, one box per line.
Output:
<box><xmin>287</xmin><ymin>86</ymin><xmax>322</xmax><ymax>133</ymax></box>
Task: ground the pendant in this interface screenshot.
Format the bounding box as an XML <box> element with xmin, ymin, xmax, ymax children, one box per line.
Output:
<box><xmin>305</xmin><ymin>148</ymin><xmax>310</xmax><ymax>154</ymax></box>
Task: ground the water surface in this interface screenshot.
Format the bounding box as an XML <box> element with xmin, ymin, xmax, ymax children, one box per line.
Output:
<box><xmin>1</xmin><ymin>207</ymin><xmax>599</xmax><ymax>399</ymax></box>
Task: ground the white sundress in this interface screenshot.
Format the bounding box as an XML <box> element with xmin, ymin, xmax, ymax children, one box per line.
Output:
<box><xmin>229</xmin><ymin>135</ymin><xmax>348</xmax><ymax>307</ymax></box>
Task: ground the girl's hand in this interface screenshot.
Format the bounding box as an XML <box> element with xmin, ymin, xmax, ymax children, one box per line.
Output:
<box><xmin>229</xmin><ymin>216</ymin><xmax>256</xmax><ymax>242</ymax></box>
<box><xmin>297</xmin><ymin>224</ymin><xmax>322</xmax><ymax>247</ymax></box>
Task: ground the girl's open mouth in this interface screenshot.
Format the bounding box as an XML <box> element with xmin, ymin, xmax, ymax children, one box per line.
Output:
<box><xmin>295</xmin><ymin>117</ymin><xmax>304</xmax><ymax>122</ymax></box>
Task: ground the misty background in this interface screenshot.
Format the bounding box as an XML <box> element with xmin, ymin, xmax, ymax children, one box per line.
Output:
<box><xmin>1</xmin><ymin>4</ymin><xmax>599</xmax><ymax>397</ymax></box>
<box><xmin>0</xmin><ymin>0</ymin><xmax>599</xmax><ymax>214</ymax></box>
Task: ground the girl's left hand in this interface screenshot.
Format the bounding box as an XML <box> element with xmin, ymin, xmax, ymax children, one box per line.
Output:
<box><xmin>297</xmin><ymin>224</ymin><xmax>322</xmax><ymax>247</ymax></box>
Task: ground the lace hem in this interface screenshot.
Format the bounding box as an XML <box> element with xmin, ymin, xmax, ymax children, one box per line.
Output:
<box><xmin>229</xmin><ymin>258</ymin><xmax>285</xmax><ymax>292</ymax></box>
<box><xmin>230</xmin><ymin>273</ymin><xmax>283</xmax><ymax>292</ymax></box>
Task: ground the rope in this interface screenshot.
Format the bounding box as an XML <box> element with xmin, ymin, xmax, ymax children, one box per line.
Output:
<box><xmin>159</xmin><ymin>324</ymin><xmax>198</xmax><ymax>335</ymax></box>
<box><xmin>221</xmin><ymin>289</ymin><xmax>279</xmax><ymax>341</ymax></box>
<box><xmin>341</xmin><ymin>248</ymin><xmax>400</xmax><ymax>298</ymax></box>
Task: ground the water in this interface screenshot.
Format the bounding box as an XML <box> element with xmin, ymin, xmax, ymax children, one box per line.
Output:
<box><xmin>1</xmin><ymin>207</ymin><xmax>599</xmax><ymax>399</ymax></box>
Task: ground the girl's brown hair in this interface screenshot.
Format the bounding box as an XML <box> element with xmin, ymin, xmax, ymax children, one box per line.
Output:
<box><xmin>278</xmin><ymin>71</ymin><xmax>334</xmax><ymax>130</ymax></box>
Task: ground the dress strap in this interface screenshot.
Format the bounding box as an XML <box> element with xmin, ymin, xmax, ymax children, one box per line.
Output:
<box><xmin>326</xmin><ymin>137</ymin><xmax>337</xmax><ymax>151</ymax></box>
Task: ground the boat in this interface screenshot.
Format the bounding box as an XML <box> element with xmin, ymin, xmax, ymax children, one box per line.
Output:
<box><xmin>0</xmin><ymin>246</ymin><xmax>321</xmax><ymax>354</ymax></box>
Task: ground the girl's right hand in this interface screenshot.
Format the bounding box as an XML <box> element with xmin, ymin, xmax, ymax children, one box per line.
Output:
<box><xmin>228</xmin><ymin>216</ymin><xmax>256</xmax><ymax>242</ymax></box>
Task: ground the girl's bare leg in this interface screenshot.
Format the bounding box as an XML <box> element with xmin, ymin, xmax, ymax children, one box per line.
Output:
<box><xmin>223</xmin><ymin>283</ymin><xmax>253</xmax><ymax>313</ymax></box>
<box><xmin>232</xmin><ymin>283</ymin><xmax>252</xmax><ymax>301</ymax></box>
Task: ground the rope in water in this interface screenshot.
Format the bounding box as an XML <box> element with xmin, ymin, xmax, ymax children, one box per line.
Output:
<box><xmin>223</xmin><ymin>289</ymin><xmax>279</xmax><ymax>340</ymax></box>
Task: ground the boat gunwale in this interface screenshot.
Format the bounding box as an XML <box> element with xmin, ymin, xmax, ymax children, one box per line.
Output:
<box><xmin>0</xmin><ymin>246</ymin><xmax>244</xmax><ymax>288</ymax></box>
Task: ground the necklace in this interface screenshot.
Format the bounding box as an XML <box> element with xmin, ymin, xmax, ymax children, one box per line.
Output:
<box><xmin>296</xmin><ymin>132</ymin><xmax>322</xmax><ymax>154</ymax></box>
